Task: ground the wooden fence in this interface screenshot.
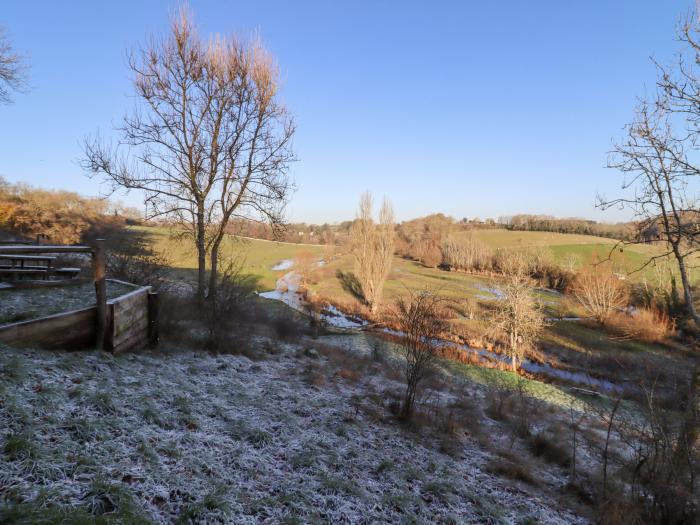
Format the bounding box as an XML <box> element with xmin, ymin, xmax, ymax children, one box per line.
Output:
<box><xmin>0</xmin><ymin>279</ymin><xmax>158</xmax><ymax>353</ymax></box>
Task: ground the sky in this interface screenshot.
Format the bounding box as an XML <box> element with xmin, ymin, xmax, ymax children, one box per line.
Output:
<box><xmin>0</xmin><ymin>1</ymin><xmax>693</xmax><ymax>224</ymax></box>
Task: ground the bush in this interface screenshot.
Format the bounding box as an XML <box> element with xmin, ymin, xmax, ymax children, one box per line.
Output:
<box><xmin>440</xmin><ymin>235</ymin><xmax>493</xmax><ymax>272</ymax></box>
<box><xmin>487</xmin><ymin>456</ymin><xmax>537</xmax><ymax>485</ymax></box>
<box><xmin>529</xmin><ymin>431</ymin><xmax>571</xmax><ymax>467</ymax></box>
<box><xmin>0</xmin><ymin>176</ymin><xmax>135</xmax><ymax>244</ymax></box>
<box><xmin>606</xmin><ymin>308</ymin><xmax>675</xmax><ymax>343</ymax></box>
<box><xmin>421</xmin><ymin>244</ymin><xmax>442</xmax><ymax>268</ymax></box>
<box><xmin>571</xmin><ymin>259</ymin><xmax>629</xmax><ymax>323</ymax></box>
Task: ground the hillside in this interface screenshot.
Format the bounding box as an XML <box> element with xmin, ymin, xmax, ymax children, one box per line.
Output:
<box><xmin>137</xmin><ymin>226</ymin><xmax>673</xmax><ymax>295</ymax></box>
<box><xmin>466</xmin><ymin>230</ymin><xmax>669</xmax><ymax>277</ymax></box>
<box><xmin>0</xmin><ymin>341</ymin><xmax>587</xmax><ymax>524</ymax></box>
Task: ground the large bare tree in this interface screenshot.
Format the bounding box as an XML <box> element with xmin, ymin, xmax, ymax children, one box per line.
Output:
<box><xmin>604</xmin><ymin>98</ymin><xmax>700</xmax><ymax>328</ymax></box>
<box><xmin>350</xmin><ymin>192</ymin><xmax>394</xmax><ymax>314</ymax></box>
<box><xmin>83</xmin><ymin>9</ymin><xmax>295</xmax><ymax>300</ymax></box>
<box><xmin>0</xmin><ymin>27</ymin><xmax>28</xmax><ymax>104</ymax></box>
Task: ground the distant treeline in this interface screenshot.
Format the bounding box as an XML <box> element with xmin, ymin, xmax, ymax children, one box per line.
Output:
<box><xmin>498</xmin><ymin>214</ymin><xmax>633</xmax><ymax>240</ymax></box>
<box><xmin>224</xmin><ymin>213</ymin><xmax>635</xmax><ymax>248</ymax></box>
<box><xmin>224</xmin><ymin>218</ymin><xmax>349</xmax><ymax>245</ymax></box>
<box><xmin>0</xmin><ymin>177</ymin><xmax>139</xmax><ymax>244</ymax></box>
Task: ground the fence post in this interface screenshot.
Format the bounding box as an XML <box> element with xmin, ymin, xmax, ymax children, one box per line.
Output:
<box><xmin>93</xmin><ymin>239</ymin><xmax>107</xmax><ymax>350</ymax></box>
<box><xmin>148</xmin><ymin>291</ymin><xmax>159</xmax><ymax>347</ymax></box>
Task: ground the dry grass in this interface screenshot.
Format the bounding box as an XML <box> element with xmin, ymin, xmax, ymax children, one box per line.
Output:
<box><xmin>606</xmin><ymin>308</ymin><xmax>675</xmax><ymax>344</ymax></box>
<box><xmin>487</xmin><ymin>454</ymin><xmax>538</xmax><ymax>486</ymax></box>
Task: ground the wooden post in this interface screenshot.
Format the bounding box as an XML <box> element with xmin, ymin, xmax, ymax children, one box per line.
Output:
<box><xmin>147</xmin><ymin>292</ymin><xmax>159</xmax><ymax>347</ymax></box>
<box><xmin>92</xmin><ymin>239</ymin><xmax>107</xmax><ymax>350</ymax></box>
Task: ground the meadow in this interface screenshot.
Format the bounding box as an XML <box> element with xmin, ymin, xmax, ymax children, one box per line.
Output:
<box><xmin>140</xmin><ymin>225</ymin><xmax>673</xmax><ymax>297</ymax></box>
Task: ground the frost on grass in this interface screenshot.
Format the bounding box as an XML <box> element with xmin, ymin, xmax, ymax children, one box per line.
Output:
<box><xmin>0</xmin><ymin>343</ymin><xmax>586</xmax><ymax>524</ymax></box>
<box><xmin>0</xmin><ymin>281</ymin><xmax>134</xmax><ymax>325</ymax></box>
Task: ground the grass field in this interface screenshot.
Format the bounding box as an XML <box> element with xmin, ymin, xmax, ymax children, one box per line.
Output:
<box><xmin>137</xmin><ymin>225</ymin><xmax>685</xmax><ymax>303</ymax></box>
<box><xmin>132</xmin><ymin>226</ymin><xmax>324</xmax><ymax>291</ymax></box>
<box><xmin>466</xmin><ymin>230</ymin><xmax>673</xmax><ymax>278</ymax></box>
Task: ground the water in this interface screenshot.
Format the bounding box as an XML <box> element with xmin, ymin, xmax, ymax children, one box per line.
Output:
<box><xmin>259</xmin><ymin>270</ymin><xmax>369</xmax><ymax>329</ymax></box>
<box><xmin>271</xmin><ymin>259</ymin><xmax>295</xmax><ymax>271</ymax></box>
<box><xmin>260</xmin><ymin>263</ymin><xmax>626</xmax><ymax>395</ymax></box>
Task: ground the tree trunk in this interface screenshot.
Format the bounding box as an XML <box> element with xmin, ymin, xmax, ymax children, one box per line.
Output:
<box><xmin>673</xmin><ymin>366</ymin><xmax>700</xmax><ymax>484</ymax></box>
<box><xmin>196</xmin><ymin>206</ymin><xmax>206</xmax><ymax>302</ymax></box>
<box><xmin>673</xmin><ymin>245</ymin><xmax>700</xmax><ymax>330</ymax></box>
<box><xmin>207</xmin><ymin>234</ymin><xmax>223</xmax><ymax>301</ymax></box>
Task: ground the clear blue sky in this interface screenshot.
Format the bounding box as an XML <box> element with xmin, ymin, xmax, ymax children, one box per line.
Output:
<box><xmin>0</xmin><ymin>1</ymin><xmax>691</xmax><ymax>223</ymax></box>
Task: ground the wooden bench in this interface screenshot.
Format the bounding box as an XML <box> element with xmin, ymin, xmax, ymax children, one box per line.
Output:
<box><xmin>53</xmin><ymin>267</ymin><xmax>81</xmax><ymax>278</ymax></box>
<box><xmin>0</xmin><ymin>254</ymin><xmax>56</xmax><ymax>266</ymax></box>
<box><xmin>0</xmin><ymin>268</ymin><xmax>50</xmax><ymax>279</ymax></box>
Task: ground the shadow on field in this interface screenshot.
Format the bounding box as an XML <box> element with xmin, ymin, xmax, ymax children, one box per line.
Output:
<box><xmin>336</xmin><ymin>270</ymin><xmax>365</xmax><ymax>303</ymax></box>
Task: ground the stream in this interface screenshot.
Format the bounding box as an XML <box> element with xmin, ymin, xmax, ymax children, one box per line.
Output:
<box><xmin>260</xmin><ymin>266</ymin><xmax>628</xmax><ymax>396</ymax></box>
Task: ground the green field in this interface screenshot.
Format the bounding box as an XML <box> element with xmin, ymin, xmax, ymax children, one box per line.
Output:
<box><xmin>469</xmin><ymin>229</ymin><xmax>623</xmax><ymax>249</ymax></box>
<box><xmin>133</xmin><ymin>226</ymin><xmax>324</xmax><ymax>291</ymax></box>
<box><xmin>467</xmin><ymin>229</ymin><xmax>681</xmax><ymax>279</ymax></box>
<box><xmin>138</xmin><ymin>226</ymin><xmax>682</xmax><ymax>302</ymax></box>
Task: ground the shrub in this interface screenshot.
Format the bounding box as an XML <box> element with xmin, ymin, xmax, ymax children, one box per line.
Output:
<box><xmin>392</xmin><ymin>290</ymin><xmax>447</xmax><ymax>420</ymax></box>
<box><xmin>606</xmin><ymin>308</ymin><xmax>675</xmax><ymax>343</ymax></box>
<box><xmin>421</xmin><ymin>244</ymin><xmax>442</xmax><ymax>268</ymax></box>
<box><xmin>529</xmin><ymin>431</ymin><xmax>571</xmax><ymax>467</ymax></box>
<box><xmin>487</xmin><ymin>456</ymin><xmax>537</xmax><ymax>485</ymax></box>
<box><xmin>440</xmin><ymin>235</ymin><xmax>493</xmax><ymax>272</ymax></box>
<box><xmin>571</xmin><ymin>259</ymin><xmax>629</xmax><ymax>323</ymax></box>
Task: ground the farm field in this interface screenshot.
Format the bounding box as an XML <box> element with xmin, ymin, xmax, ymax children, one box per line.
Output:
<box><xmin>465</xmin><ymin>230</ymin><xmax>679</xmax><ymax>278</ymax></box>
<box><xmin>138</xmin><ymin>225</ymin><xmax>677</xmax><ymax>302</ymax></box>
<box><xmin>130</xmin><ymin>226</ymin><xmax>324</xmax><ymax>291</ymax></box>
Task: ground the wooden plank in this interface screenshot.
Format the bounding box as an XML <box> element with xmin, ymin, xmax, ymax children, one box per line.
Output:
<box><xmin>0</xmin><ymin>265</ymin><xmax>51</xmax><ymax>271</ymax></box>
<box><xmin>113</xmin><ymin>313</ymin><xmax>147</xmax><ymax>337</ymax></box>
<box><xmin>107</xmin><ymin>286</ymin><xmax>151</xmax><ymax>306</ymax></box>
<box><xmin>0</xmin><ymin>245</ymin><xmax>92</xmax><ymax>254</ymax></box>
<box><xmin>109</xmin><ymin>286</ymin><xmax>151</xmax><ymax>353</ymax></box>
<box><xmin>113</xmin><ymin>328</ymin><xmax>148</xmax><ymax>354</ymax></box>
<box><xmin>0</xmin><ymin>268</ymin><xmax>48</xmax><ymax>274</ymax></box>
<box><xmin>0</xmin><ymin>255</ymin><xmax>56</xmax><ymax>261</ymax></box>
<box><xmin>0</xmin><ymin>307</ymin><xmax>97</xmax><ymax>349</ymax></box>
<box><xmin>113</xmin><ymin>317</ymin><xmax>148</xmax><ymax>346</ymax></box>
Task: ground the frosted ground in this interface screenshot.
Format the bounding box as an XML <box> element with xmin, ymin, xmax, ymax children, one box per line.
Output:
<box><xmin>0</xmin><ymin>340</ymin><xmax>588</xmax><ymax>524</ymax></box>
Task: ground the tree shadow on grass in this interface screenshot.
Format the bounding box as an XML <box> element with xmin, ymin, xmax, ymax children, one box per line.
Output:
<box><xmin>336</xmin><ymin>269</ymin><xmax>366</xmax><ymax>304</ymax></box>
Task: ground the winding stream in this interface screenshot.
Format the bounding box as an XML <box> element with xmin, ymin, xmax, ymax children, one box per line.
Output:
<box><xmin>260</xmin><ymin>266</ymin><xmax>628</xmax><ymax>396</ymax></box>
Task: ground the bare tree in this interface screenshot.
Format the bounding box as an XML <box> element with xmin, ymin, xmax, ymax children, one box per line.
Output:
<box><xmin>350</xmin><ymin>192</ymin><xmax>394</xmax><ymax>314</ymax></box>
<box><xmin>603</xmin><ymin>97</ymin><xmax>700</xmax><ymax>328</ymax></box>
<box><xmin>0</xmin><ymin>27</ymin><xmax>28</xmax><ymax>104</ymax></box>
<box><xmin>572</xmin><ymin>258</ymin><xmax>629</xmax><ymax>324</ymax></box>
<box><xmin>392</xmin><ymin>289</ymin><xmax>447</xmax><ymax>420</ymax></box>
<box><xmin>491</xmin><ymin>250</ymin><xmax>544</xmax><ymax>372</ymax></box>
<box><xmin>294</xmin><ymin>250</ymin><xmax>316</xmax><ymax>288</ymax></box>
<box><xmin>83</xmin><ymin>8</ymin><xmax>295</xmax><ymax>300</ymax></box>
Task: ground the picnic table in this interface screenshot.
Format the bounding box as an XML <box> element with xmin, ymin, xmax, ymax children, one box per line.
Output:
<box><xmin>0</xmin><ymin>253</ymin><xmax>80</xmax><ymax>281</ymax></box>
